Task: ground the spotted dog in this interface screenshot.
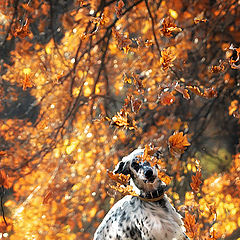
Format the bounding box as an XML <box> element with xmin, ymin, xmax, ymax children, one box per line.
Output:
<box><xmin>94</xmin><ymin>148</ymin><xmax>189</xmax><ymax>240</ymax></box>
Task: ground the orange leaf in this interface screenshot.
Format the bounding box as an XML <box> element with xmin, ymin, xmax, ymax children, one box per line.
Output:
<box><xmin>159</xmin><ymin>17</ymin><xmax>182</xmax><ymax>37</ymax></box>
<box><xmin>168</xmin><ymin>132</ymin><xmax>190</xmax><ymax>157</ymax></box>
<box><xmin>159</xmin><ymin>92</ymin><xmax>175</xmax><ymax>105</ymax></box>
<box><xmin>190</xmin><ymin>170</ymin><xmax>202</xmax><ymax>192</ymax></box>
<box><xmin>160</xmin><ymin>47</ymin><xmax>176</xmax><ymax>70</ymax></box>
<box><xmin>22</xmin><ymin>74</ymin><xmax>34</xmax><ymax>91</ymax></box>
<box><xmin>112</xmin><ymin>28</ymin><xmax>132</xmax><ymax>52</ymax></box>
<box><xmin>184</xmin><ymin>212</ymin><xmax>198</xmax><ymax>238</ymax></box>
<box><xmin>175</xmin><ymin>84</ymin><xmax>190</xmax><ymax>100</ymax></box>
<box><xmin>107</xmin><ymin>171</ymin><xmax>130</xmax><ymax>185</ymax></box>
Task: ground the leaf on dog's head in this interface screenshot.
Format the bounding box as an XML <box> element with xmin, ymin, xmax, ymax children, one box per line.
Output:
<box><xmin>108</xmin><ymin>170</ymin><xmax>130</xmax><ymax>185</ymax></box>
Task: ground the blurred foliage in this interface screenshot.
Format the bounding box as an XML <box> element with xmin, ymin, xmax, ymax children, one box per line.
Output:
<box><xmin>0</xmin><ymin>0</ymin><xmax>239</xmax><ymax>239</ymax></box>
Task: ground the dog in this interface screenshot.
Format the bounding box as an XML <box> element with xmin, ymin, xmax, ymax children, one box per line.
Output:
<box><xmin>94</xmin><ymin>148</ymin><xmax>189</xmax><ymax>240</ymax></box>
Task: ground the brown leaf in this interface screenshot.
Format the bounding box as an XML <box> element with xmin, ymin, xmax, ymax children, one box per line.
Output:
<box><xmin>112</xmin><ymin>28</ymin><xmax>132</xmax><ymax>53</ymax></box>
<box><xmin>159</xmin><ymin>17</ymin><xmax>182</xmax><ymax>37</ymax></box>
<box><xmin>115</xmin><ymin>0</ymin><xmax>125</xmax><ymax>18</ymax></box>
<box><xmin>130</xmin><ymin>96</ymin><xmax>142</xmax><ymax>113</ymax></box>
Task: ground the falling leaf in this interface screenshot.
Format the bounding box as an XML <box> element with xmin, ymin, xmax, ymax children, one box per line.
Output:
<box><xmin>108</xmin><ymin>171</ymin><xmax>130</xmax><ymax>185</ymax></box>
<box><xmin>112</xmin><ymin>28</ymin><xmax>132</xmax><ymax>53</ymax></box>
<box><xmin>168</xmin><ymin>132</ymin><xmax>190</xmax><ymax>157</ymax></box>
<box><xmin>159</xmin><ymin>92</ymin><xmax>175</xmax><ymax>105</ymax></box>
<box><xmin>11</xmin><ymin>19</ymin><xmax>31</xmax><ymax>38</ymax></box>
<box><xmin>22</xmin><ymin>74</ymin><xmax>34</xmax><ymax>90</ymax></box>
<box><xmin>190</xmin><ymin>169</ymin><xmax>202</xmax><ymax>192</ymax></box>
<box><xmin>110</xmin><ymin>109</ymin><xmax>136</xmax><ymax>130</ymax></box>
<box><xmin>158</xmin><ymin>171</ymin><xmax>172</xmax><ymax>185</ymax></box>
<box><xmin>159</xmin><ymin>17</ymin><xmax>182</xmax><ymax>37</ymax></box>
<box><xmin>110</xmin><ymin>183</ymin><xmax>138</xmax><ymax>197</ymax></box>
<box><xmin>184</xmin><ymin>212</ymin><xmax>198</xmax><ymax>238</ymax></box>
<box><xmin>115</xmin><ymin>0</ymin><xmax>125</xmax><ymax>19</ymax></box>
<box><xmin>130</xmin><ymin>96</ymin><xmax>142</xmax><ymax>113</ymax></box>
<box><xmin>160</xmin><ymin>47</ymin><xmax>176</xmax><ymax>70</ymax></box>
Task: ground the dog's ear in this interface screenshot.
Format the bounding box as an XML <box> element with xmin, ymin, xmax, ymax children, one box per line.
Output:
<box><xmin>113</xmin><ymin>161</ymin><xmax>130</xmax><ymax>175</ymax></box>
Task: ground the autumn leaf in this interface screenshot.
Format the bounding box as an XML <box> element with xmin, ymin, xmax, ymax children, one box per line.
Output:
<box><xmin>130</xmin><ymin>96</ymin><xmax>142</xmax><ymax>113</ymax></box>
<box><xmin>203</xmin><ymin>87</ymin><xmax>217</xmax><ymax>99</ymax></box>
<box><xmin>229</xmin><ymin>100</ymin><xmax>239</xmax><ymax>118</ymax></box>
<box><xmin>11</xmin><ymin>19</ymin><xmax>31</xmax><ymax>38</ymax></box>
<box><xmin>190</xmin><ymin>169</ymin><xmax>202</xmax><ymax>192</ymax></box>
<box><xmin>159</xmin><ymin>17</ymin><xmax>182</xmax><ymax>37</ymax></box>
<box><xmin>107</xmin><ymin>171</ymin><xmax>130</xmax><ymax>185</ymax></box>
<box><xmin>194</xmin><ymin>12</ymin><xmax>208</xmax><ymax>24</ymax></box>
<box><xmin>184</xmin><ymin>212</ymin><xmax>198</xmax><ymax>238</ymax></box>
<box><xmin>168</xmin><ymin>132</ymin><xmax>190</xmax><ymax>157</ymax></box>
<box><xmin>110</xmin><ymin>109</ymin><xmax>136</xmax><ymax>130</ymax></box>
<box><xmin>110</xmin><ymin>183</ymin><xmax>138</xmax><ymax>197</ymax></box>
<box><xmin>158</xmin><ymin>171</ymin><xmax>172</xmax><ymax>185</ymax></box>
<box><xmin>175</xmin><ymin>84</ymin><xmax>190</xmax><ymax>100</ymax></box>
<box><xmin>22</xmin><ymin>74</ymin><xmax>34</xmax><ymax>90</ymax></box>
<box><xmin>186</xmin><ymin>86</ymin><xmax>217</xmax><ymax>99</ymax></box>
<box><xmin>112</xmin><ymin>28</ymin><xmax>132</xmax><ymax>53</ymax></box>
<box><xmin>115</xmin><ymin>0</ymin><xmax>124</xmax><ymax>18</ymax></box>
<box><xmin>210</xmin><ymin>62</ymin><xmax>225</xmax><ymax>73</ymax></box>
<box><xmin>159</xmin><ymin>92</ymin><xmax>175</xmax><ymax>105</ymax></box>
<box><xmin>160</xmin><ymin>47</ymin><xmax>176</xmax><ymax>70</ymax></box>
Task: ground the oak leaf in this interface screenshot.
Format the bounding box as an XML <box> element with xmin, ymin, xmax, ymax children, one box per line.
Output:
<box><xmin>184</xmin><ymin>212</ymin><xmax>198</xmax><ymax>238</ymax></box>
<box><xmin>159</xmin><ymin>17</ymin><xmax>182</xmax><ymax>37</ymax></box>
<box><xmin>160</xmin><ymin>47</ymin><xmax>176</xmax><ymax>70</ymax></box>
<box><xmin>190</xmin><ymin>169</ymin><xmax>202</xmax><ymax>192</ymax></box>
<box><xmin>108</xmin><ymin>171</ymin><xmax>130</xmax><ymax>185</ymax></box>
<box><xmin>168</xmin><ymin>132</ymin><xmax>190</xmax><ymax>156</ymax></box>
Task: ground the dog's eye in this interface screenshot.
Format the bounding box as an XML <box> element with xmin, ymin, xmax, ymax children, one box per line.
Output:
<box><xmin>131</xmin><ymin>162</ymin><xmax>139</xmax><ymax>171</ymax></box>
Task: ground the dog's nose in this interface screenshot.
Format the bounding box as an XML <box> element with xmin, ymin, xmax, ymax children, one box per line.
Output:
<box><xmin>145</xmin><ymin>169</ymin><xmax>153</xmax><ymax>179</ymax></box>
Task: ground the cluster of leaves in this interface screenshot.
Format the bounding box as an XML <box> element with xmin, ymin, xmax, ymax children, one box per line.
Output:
<box><xmin>0</xmin><ymin>0</ymin><xmax>239</xmax><ymax>239</ymax></box>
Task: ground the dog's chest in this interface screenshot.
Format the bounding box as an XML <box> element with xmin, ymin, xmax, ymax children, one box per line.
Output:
<box><xmin>131</xmin><ymin>199</ymin><xmax>184</xmax><ymax>240</ymax></box>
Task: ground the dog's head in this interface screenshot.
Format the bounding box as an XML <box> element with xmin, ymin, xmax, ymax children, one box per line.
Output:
<box><xmin>114</xmin><ymin>149</ymin><xmax>167</xmax><ymax>199</ymax></box>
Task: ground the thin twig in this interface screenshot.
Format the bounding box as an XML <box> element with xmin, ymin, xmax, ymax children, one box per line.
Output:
<box><xmin>144</xmin><ymin>0</ymin><xmax>162</xmax><ymax>57</ymax></box>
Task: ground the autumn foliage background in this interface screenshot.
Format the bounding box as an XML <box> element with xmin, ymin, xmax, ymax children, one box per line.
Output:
<box><xmin>0</xmin><ymin>0</ymin><xmax>239</xmax><ymax>239</ymax></box>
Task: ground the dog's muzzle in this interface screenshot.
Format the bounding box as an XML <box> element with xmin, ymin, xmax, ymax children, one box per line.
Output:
<box><xmin>143</xmin><ymin>165</ymin><xmax>156</xmax><ymax>183</ymax></box>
